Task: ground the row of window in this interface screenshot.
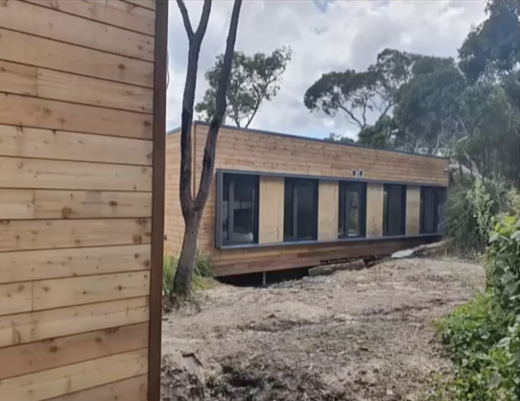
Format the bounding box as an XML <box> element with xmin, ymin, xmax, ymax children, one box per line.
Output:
<box><xmin>220</xmin><ymin>173</ymin><xmax>444</xmax><ymax>246</ymax></box>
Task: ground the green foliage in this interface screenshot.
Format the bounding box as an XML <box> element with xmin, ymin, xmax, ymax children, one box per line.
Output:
<box><xmin>196</xmin><ymin>47</ymin><xmax>292</xmax><ymax>128</ymax></box>
<box><xmin>162</xmin><ymin>251</ymin><xmax>214</xmax><ymax>297</ymax></box>
<box><xmin>431</xmin><ymin>215</ymin><xmax>520</xmax><ymax>401</ymax></box>
<box><xmin>445</xmin><ymin>180</ymin><xmax>498</xmax><ymax>255</ymax></box>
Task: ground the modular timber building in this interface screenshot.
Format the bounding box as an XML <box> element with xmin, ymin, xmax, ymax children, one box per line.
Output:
<box><xmin>165</xmin><ymin>122</ymin><xmax>448</xmax><ymax>277</ymax></box>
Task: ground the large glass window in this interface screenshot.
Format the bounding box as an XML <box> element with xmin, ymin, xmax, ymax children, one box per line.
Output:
<box><xmin>338</xmin><ymin>182</ymin><xmax>366</xmax><ymax>238</ymax></box>
<box><xmin>221</xmin><ymin>174</ymin><xmax>259</xmax><ymax>245</ymax></box>
<box><xmin>420</xmin><ymin>187</ymin><xmax>442</xmax><ymax>234</ymax></box>
<box><xmin>383</xmin><ymin>184</ymin><xmax>406</xmax><ymax>236</ymax></box>
<box><xmin>284</xmin><ymin>178</ymin><xmax>318</xmax><ymax>241</ymax></box>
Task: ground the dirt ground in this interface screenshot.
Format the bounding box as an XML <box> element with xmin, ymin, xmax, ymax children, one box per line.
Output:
<box><xmin>161</xmin><ymin>257</ymin><xmax>485</xmax><ymax>401</ymax></box>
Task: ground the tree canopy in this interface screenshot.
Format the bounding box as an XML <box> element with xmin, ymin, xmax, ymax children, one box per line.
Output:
<box><xmin>306</xmin><ymin>0</ymin><xmax>519</xmax><ymax>188</ymax></box>
<box><xmin>196</xmin><ymin>47</ymin><xmax>292</xmax><ymax>128</ymax></box>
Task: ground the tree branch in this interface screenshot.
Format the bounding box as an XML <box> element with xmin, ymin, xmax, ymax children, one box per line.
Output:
<box><xmin>337</xmin><ymin>103</ymin><xmax>365</xmax><ymax>130</ymax></box>
<box><xmin>194</xmin><ymin>0</ymin><xmax>212</xmax><ymax>42</ymax></box>
<box><xmin>195</xmin><ymin>0</ymin><xmax>243</xmax><ymax>210</ymax></box>
<box><xmin>176</xmin><ymin>0</ymin><xmax>194</xmax><ymax>39</ymax></box>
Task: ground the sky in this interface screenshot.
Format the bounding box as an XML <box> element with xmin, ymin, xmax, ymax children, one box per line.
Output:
<box><xmin>166</xmin><ymin>0</ymin><xmax>487</xmax><ymax>140</ymax></box>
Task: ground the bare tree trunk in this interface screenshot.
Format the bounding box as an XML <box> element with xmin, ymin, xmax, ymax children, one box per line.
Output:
<box><xmin>173</xmin><ymin>213</ymin><xmax>201</xmax><ymax>297</ymax></box>
<box><xmin>174</xmin><ymin>0</ymin><xmax>243</xmax><ymax>296</ymax></box>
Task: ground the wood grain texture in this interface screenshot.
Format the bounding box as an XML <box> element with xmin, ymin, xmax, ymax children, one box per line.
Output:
<box><xmin>213</xmin><ymin>237</ymin><xmax>436</xmax><ymax>277</ymax></box>
<box><xmin>0</xmin><ymin>245</ymin><xmax>151</xmax><ymax>284</ymax></box>
<box><xmin>258</xmin><ymin>176</ymin><xmax>284</xmax><ymax>244</ymax></box>
<box><xmin>318</xmin><ymin>181</ymin><xmax>339</xmax><ymax>241</ymax></box>
<box><xmin>0</xmin><ymin>282</ymin><xmax>33</xmax><ymax>316</ymax></box>
<box><xmin>0</xmin><ymin>189</ymin><xmax>34</xmax><ymax>219</ymax></box>
<box><xmin>24</xmin><ymin>0</ymin><xmax>155</xmax><ymax>36</ymax></box>
<box><xmin>0</xmin><ymin>28</ymin><xmax>153</xmax><ymax>87</ymax></box>
<box><xmin>0</xmin><ymin>349</ymin><xmax>148</xmax><ymax>401</ymax></box>
<box><xmin>0</xmin><ymin>60</ymin><xmax>37</xmax><ymax>96</ymax></box>
<box><xmin>0</xmin><ymin>125</ymin><xmax>152</xmax><ymax>165</ymax></box>
<box><xmin>406</xmin><ymin>186</ymin><xmax>421</xmax><ymax>235</ymax></box>
<box><xmin>0</xmin><ymin>297</ymin><xmax>149</xmax><ymax>348</ymax></box>
<box><xmin>34</xmin><ymin>190</ymin><xmax>152</xmax><ymax>219</ymax></box>
<box><xmin>0</xmin><ymin>218</ymin><xmax>151</xmax><ymax>252</ymax></box>
<box><xmin>0</xmin><ymin>323</ymin><xmax>148</xmax><ymax>380</ymax></box>
<box><xmin>0</xmin><ymin>156</ymin><xmax>151</xmax><ymax>191</ymax></box>
<box><xmin>33</xmin><ymin>271</ymin><xmax>150</xmax><ymax>310</ymax></box>
<box><xmin>0</xmin><ymin>0</ymin><xmax>154</xmax><ymax>61</ymax></box>
<box><xmin>366</xmin><ymin>184</ymin><xmax>384</xmax><ymax>237</ymax></box>
<box><xmin>46</xmin><ymin>374</ymin><xmax>148</xmax><ymax>401</ymax></box>
<box><xmin>0</xmin><ymin>93</ymin><xmax>152</xmax><ymax>140</ymax></box>
<box><xmin>37</xmin><ymin>69</ymin><xmax>154</xmax><ymax>113</ymax></box>
<box><xmin>124</xmin><ymin>0</ymin><xmax>156</xmax><ymax>11</ymax></box>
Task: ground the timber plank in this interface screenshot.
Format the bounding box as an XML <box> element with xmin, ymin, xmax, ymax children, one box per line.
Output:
<box><xmin>0</xmin><ymin>349</ymin><xmax>148</xmax><ymax>401</ymax></box>
<box><xmin>37</xmin><ymin>69</ymin><xmax>153</xmax><ymax>113</ymax></box>
<box><xmin>366</xmin><ymin>184</ymin><xmax>384</xmax><ymax>237</ymax></box>
<box><xmin>0</xmin><ymin>282</ymin><xmax>33</xmax><ymax>316</ymax></box>
<box><xmin>0</xmin><ymin>323</ymin><xmax>148</xmax><ymax>380</ymax></box>
<box><xmin>124</xmin><ymin>0</ymin><xmax>156</xmax><ymax>11</ymax></box>
<box><xmin>0</xmin><ymin>189</ymin><xmax>34</xmax><ymax>219</ymax></box>
<box><xmin>0</xmin><ymin>125</ymin><xmax>152</xmax><ymax>165</ymax></box>
<box><xmin>33</xmin><ymin>271</ymin><xmax>150</xmax><ymax>310</ymax></box>
<box><xmin>34</xmin><ymin>190</ymin><xmax>152</xmax><ymax>219</ymax></box>
<box><xmin>0</xmin><ymin>93</ymin><xmax>152</xmax><ymax>140</ymax></box>
<box><xmin>0</xmin><ymin>297</ymin><xmax>149</xmax><ymax>348</ymax></box>
<box><xmin>46</xmin><ymin>374</ymin><xmax>148</xmax><ymax>401</ymax></box>
<box><xmin>0</xmin><ymin>28</ymin><xmax>153</xmax><ymax>87</ymax></box>
<box><xmin>0</xmin><ymin>156</ymin><xmax>152</xmax><ymax>192</ymax></box>
<box><xmin>0</xmin><ymin>60</ymin><xmax>37</xmax><ymax>96</ymax></box>
<box><xmin>258</xmin><ymin>177</ymin><xmax>284</xmax><ymax>244</ymax></box>
<box><xmin>318</xmin><ymin>181</ymin><xmax>339</xmax><ymax>241</ymax></box>
<box><xmin>0</xmin><ymin>245</ymin><xmax>151</xmax><ymax>284</ymax></box>
<box><xmin>24</xmin><ymin>0</ymin><xmax>155</xmax><ymax>36</ymax></box>
<box><xmin>0</xmin><ymin>218</ymin><xmax>151</xmax><ymax>252</ymax></box>
<box><xmin>406</xmin><ymin>186</ymin><xmax>421</xmax><ymax>235</ymax></box>
<box><xmin>0</xmin><ymin>0</ymin><xmax>154</xmax><ymax>61</ymax></box>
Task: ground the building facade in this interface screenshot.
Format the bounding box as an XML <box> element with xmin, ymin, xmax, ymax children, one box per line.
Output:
<box><xmin>165</xmin><ymin>122</ymin><xmax>448</xmax><ymax>277</ymax></box>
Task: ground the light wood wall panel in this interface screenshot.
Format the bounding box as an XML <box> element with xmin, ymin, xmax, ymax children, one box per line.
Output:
<box><xmin>24</xmin><ymin>0</ymin><xmax>155</xmax><ymax>36</ymax></box>
<box><xmin>0</xmin><ymin>245</ymin><xmax>151</xmax><ymax>285</ymax></box>
<box><xmin>0</xmin><ymin>157</ymin><xmax>151</xmax><ymax>191</ymax></box>
<box><xmin>0</xmin><ymin>93</ymin><xmax>152</xmax><ymax>139</ymax></box>
<box><xmin>0</xmin><ymin>297</ymin><xmax>149</xmax><ymax>349</ymax></box>
<box><xmin>47</xmin><ymin>374</ymin><xmax>148</xmax><ymax>401</ymax></box>
<box><xmin>318</xmin><ymin>181</ymin><xmax>339</xmax><ymax>241</ymax></box>
<box><xmin>0</xmin><ymin>2</ymin><xmax>163</xmax><ymax>399</ymax></box>
<box><xmin>366</xmin><ymin>184</ymin><xmax>384</xmax><ymax>237</ymax></box>
<box><xmin>258</xmin><ymin>176</ymin><xmax>284</xmax><ymax>244</ymax></box>
<box><xmin>0</xmin><ymin>323</ymin><xmax>148</xmax><ymax>380</ymax></box>
<box><xmin>0</xmin><ymin>28</ymin><xmax>153</xmax><ymax>87</ymax></box>
<box><xmin>406</xmin><ymin>186</ymin><xmax>421</xmax><ymax>235</ymax></box>
<box><xmin>0</xmin><ymin>125</ymin><xmax>153</xmax><ymax>165</ymax></box>
<box><xmin>0</xmin><ymin>0</ymin><xmax>154</xmax><ymax>61</ymax></box>
<box><xmin>0</xmin><ymin>218</ymin><xmax>151</xmax><ymax>252</ymax></box>
<box><xmin>0</xmin><ymin>349</ymin><xmax>148</xmax><ymax>401</ymax></box>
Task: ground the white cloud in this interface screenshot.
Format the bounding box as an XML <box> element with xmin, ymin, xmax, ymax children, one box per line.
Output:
<box><xmin>166</xmin><ymin>0</ymin><xmax>487</xmax><ymax>140</ymax></box>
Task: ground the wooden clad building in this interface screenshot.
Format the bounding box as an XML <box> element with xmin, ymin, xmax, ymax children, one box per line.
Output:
<box><xmin>0</xmin><ymin>1</ymin><xmax>167</xmax><ymax>400</ymax></box>
<box><xmin>166</xmin><ymin>122</ymin><xmax>448</xmax><ymax>277</ymax></box>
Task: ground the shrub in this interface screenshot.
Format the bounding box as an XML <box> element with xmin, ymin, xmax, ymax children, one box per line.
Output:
<box><xmin>431</xmin><ymin>216</ymin><xmax>520</xmax><ymax>401</ymax></box>
<box><xmin>162</xmin><ymin>251</ymin><xmax>214</xmax><ymax>297</ymax></box>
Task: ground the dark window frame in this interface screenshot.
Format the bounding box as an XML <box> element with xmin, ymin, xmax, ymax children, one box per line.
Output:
<box><xmin>420</xmin><ymin>186</ymin><xmax>445</xmax><ymax>234</ymax></box>
<box><xmin>217</xmin><ymin>172</ymin><xmax>259</xmax><ymax>247</ymax></box>
<box><xmin>383</xmin><ymin>184</ymin><xmax>407</xmax><ymax>236</ymax></box>
<box><xmin>283</xmin><ymin>177</ymin><xmax>319</xmax><ymax>242</ymax></box>
<box><xmin>338</xmin><ymin>181</ymin><xmax>367</xmax><ymax>238</ymax></box>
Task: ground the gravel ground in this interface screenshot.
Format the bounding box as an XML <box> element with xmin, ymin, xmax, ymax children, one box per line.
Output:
<box><xmin>161</xmin><ymin>257</ymin><xmax>484</xmax><ymax>401</ymax></box>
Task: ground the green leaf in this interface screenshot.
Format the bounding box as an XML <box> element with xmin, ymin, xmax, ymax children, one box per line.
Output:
<box><xmin>488</xmin><ymin>373</ymin><xmax>502</xmax><ymax>389</ymax></box>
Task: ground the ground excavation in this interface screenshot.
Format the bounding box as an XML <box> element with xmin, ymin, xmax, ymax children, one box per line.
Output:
<box><xmin>161</xmin><ymin>257</ymin><xmax>484</xmax><ymax>401</ymax></box>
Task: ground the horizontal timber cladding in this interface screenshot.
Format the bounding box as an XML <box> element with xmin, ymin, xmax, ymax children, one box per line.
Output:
<box><xmin>0</xmin><ymin>28</ymin><xmax>153</xmax><ymax>87</ymax></box>
<box><xmin>0</xmin><ymin>94</ymin><xmax>153</xmax><ymax>139</ymax></box>
<box><xmin>0</xmin><ymin>0</ymin><xmax>154</xmax><ymax>62</ymax></box>
<box><xmin>164</xmin><ymin>123</ymin><xmax>447</xmax><ymax>277</ymax></box>
<box><xmin>0</xmin><ymin>124</ymin><xmax>153</xmax><ymax>165</ymax></box>
<box><xmin>0</xmin><ymin>1</ymin><xmax>166</xmax><ymax>400</ymax></box>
